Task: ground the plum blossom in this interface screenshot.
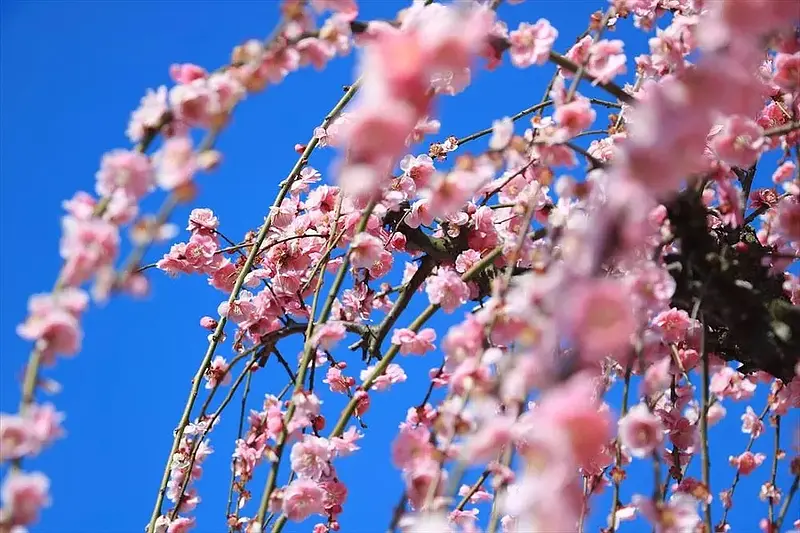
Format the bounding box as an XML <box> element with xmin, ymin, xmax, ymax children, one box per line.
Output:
<box><xmin>425</xmin><ymin>267</ymin><xmax>470</xmax><ymax>313</ymax></box>
<box><xmin>282</xmin><ymin>478</ymin><xmax>326</xmax><ymax>522</ymax></box>
<box><xmin>0</xmin><ymin>471</ymin><xmax>50</xmax><ymax>528</ymax></box>
<box><xmin>362</xmin><ymin>363</ymin><xmax>406</xmax><ymax>391</ymax></box>
<box><xmin>95</xmin><ymin>149</ymin><xmax>154</xmax><ymax>199</ymax></box>
<box><xmin>618</xmin><ymin>403</ymin><xmax>664</xmax><ymax>458</ymax></box>
<box><xmin>489</xmin><ymin>117</ymin><xmax>514</xmax><ymax>151</ymax></box>
<box><xmin>710</xmin><ymin>116</ymin><xmax>765</xmax><ymax>168</ymax></box>
<box><xmin>563</xmin><ymin>279</ymin><xmax>637</xmax><ymax>363</ymax></box>
<box><xmin>311</xmin><ymin>322</ymin><xmax>346</xmax><ymax>351</ymax></box>
<box><xmin>391</xmin><ymin>328</ymin><xmax>436</xmax><ymax>355</ymax></box>
<box><xmin>508</xmin><ymin>20</ymin><xmax>558</xmax><ymax>68</ymax></box>
<box><xmin>204</xmin><ymin>356</ymin><xmax>231</xmax><ymax>389</ymax></box>
<box><xmin>17</xmin><ymin>289</ymin><xmax>89</xmax><ymax>363</ymax></box>
<box><xmin>290</xmin><ymin>436</ymin><xmax>332</xmax><ymax>480</ymax></box>
<box><xmin>740</xmin><ymin>406</ymin><xmax>764</xmax><ymax>438</ymax></box>
<box><xmin>729</xmin><ymin>451</ymin><xmax>766</xmax><ymax>475</ymax></box>
<box><xmin>155</xmin><ymin>136</ymin><xmax>197</xmax><ymax>190</ymax></box>
<box><xmin>633</xmin><ymin>493</ymin><xmax>702</xmax><ymax>533</ymax></box>
<box><xmin>349</xmin><ymin>232</ymin><xmax>384</xmax><ymax>269</ymax></box>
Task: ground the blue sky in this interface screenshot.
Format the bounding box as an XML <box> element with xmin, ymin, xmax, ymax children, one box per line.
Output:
<box><xmin>0</xmin><ymin>1</ymin><xmax>796</xmax><ymax>532</ymax></box>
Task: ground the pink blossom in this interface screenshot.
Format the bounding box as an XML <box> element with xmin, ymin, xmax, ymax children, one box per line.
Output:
<box><xmin>127</xmin><ymin>86</ymin><xmax>169</xmax><ymax>143</ymax></box>
<box><xmin>167</xmin><ymin>517</ymin><xmax>196</xmax><ymax>533</ymax></box>
<box><xmin>772</xmin><ymin>161</ymin><xmax>797</xmax><ymax>184</ymax></box>
<box><xmin>391</xmin><ymin>328</ymin><xmax>436</xmax><ymax>355</ymax></box>
<box><xmin>587</xmin><ymin>39</ymin><xmax>627</xmax><ymax>84</ymax></box>
<box><xmin>652</xmin><ymin>308</ymin><xmax>694</xmax><ymax>344</ymax></box>
<box><xmin>323</xmin><ymin>366</ymin><xmax>354</xmax><ymax>393</ymax></box>
<box><xmin>310</xmin><ymin>0</ymin><xmax>358</xmax><ymax>17</ymax></box>
<box><xmin>362</xmin><ymin>363</ymin><xmax>406</xmax><ymax>391</ymax></box>
<box><xmin>187</xmin><ymin>208</ymin><xmax>219</xmax><ymax>232</ymax></box>
<box><xmin>17</xmin><ymin>289</ymin><xmax>89</xmax><ymax>363</ymax></box>
<box><xmin>282</xmin><ymin>478</ymin><xmax>326</xmax><ymax>522</ymax></box>
<box><xmin>204</xmin><ymin>356</ymin><xmax>231</xmax><ymax>389</ymax></box>
<box><xmin>776</xmin><ymin>197</ymin><xmax>800</xmax><ymax>242</ymax></box>
<box><xmin>489</xmin><ymin>117</ymin><xmax>514</xmax><ymax>151</ymax></box>
<box><xmin>633</xmin><ymin>493</ymin><xmax>701</xmax><ymax>533</ymax></box>
<box><xmin>170</xmin><ymin>63</ymin><xmax>207</xmax><ymax>84</ymax></box>
<box><xmin>508</xmin><ymin>20</ymin><xmax>558</xmax><ymax>68</ymax></box>
<box><xmin>710</xmin><ymin>367</ymin><xmax>757</xmax><ymax>401</ymax></box>
<box><xmin>330</xmin><ymin>426</ymin><xmax>362</xmax><ymax>457</ymax></box>
<box><xmin>740</xmin><ymin>406</ymin><xmax>764</xmax><ymax>438</ymax></box>
<box><xmin>400</xmin><ymin>154</ymin><xmax>435</xmax><ymax>188</ymax></box>
<box><xmin>0</xmin><ymin>471</ymin><xmax>50</xmax><ymax>528</ymax></box>
<box><xmin>564</xmin><ymin>279</ymin><xmax>636</xmax><ymax>363</ymax></box>
<box><xmin>454</xmin><ymin>249</ymin><xmax>481</xmax><ymax>274</ymax></box>
<box><xmin>710</xmin><ymin>116</ymin><xmax>765</xmax><ymax>168</ymax></box>
<box><xmin>773</xmin><ymin>52</ymin><xmax>800</xmax><ymax>91</ymax></box>
<box><xmin>349</xmin><ymin>232</ymin><xmax>384</xmax><ymax>269</ymax></box>
<box><xmin>729</xmin><ymin>451</ymin><xmax>766</xmax><ymax>475</ymax></box>
<box><xmin>392</xmin><ymin>424</ymin><xmax>434</xmax><ymax>470</ymax></box>
<box><xmin>553</xmin><ymin>97</ymin><xmax>596</xmax><ymax>140</ymax></box>
<box><xmin>95</xmin><ymin>149</ymin><xmax>154</xmax><ymax>199</ymax></box>
<box><xmin>59</xmin><ymin>215</ymin><xmax>120</xmax><ymax>286</ymax></box>
<box><xmin>618</xmin><ymin>403</ymin><xmax>664</xmax><ymax>458</ymax></box>
<box><xmin>311</xmin><ymin>322</ymin><xmax>346</xmax><ymax>351</ymax></box>
<box><xmin>534</xmin><ymin>372</ymin><xmax>612</xmax><ymax>470</ymax></box>
<box><xmin>155</xmin><ymin>136</ymin><xmax>196</xmax><ymax>190</ymax></box>
<box><xmin>425</xmin><ymin>267</ymin><xmax>470</xmax><ymax>313</ymax></box>
<box><xmin>290</xmin><ymin>436</ymin><xmax>332</xmax><ymax>480</ymax></box>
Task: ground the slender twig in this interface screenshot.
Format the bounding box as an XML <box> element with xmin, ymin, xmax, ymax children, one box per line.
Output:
<box><xmin>768</xmin><ymin>416</ymin><xmax>781</xmax><ymax>525</ymax></box>
<box><xmin>776</xmin><ymin>475</ymin><xmax>799</xmax><ymax>531</ymax></box>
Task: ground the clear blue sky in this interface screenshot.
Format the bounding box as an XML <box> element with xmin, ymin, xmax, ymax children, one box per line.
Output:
<box><xmin>0</xmin><ymin>1</ymin><xmax>795</xmax><ymax>532</ymax></box>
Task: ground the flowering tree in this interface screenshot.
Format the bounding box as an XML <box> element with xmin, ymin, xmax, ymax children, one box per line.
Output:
<box><xmin>2</xmin><ymin>0</ymin><xmax>799</xmax><ymax>532</ymax></box>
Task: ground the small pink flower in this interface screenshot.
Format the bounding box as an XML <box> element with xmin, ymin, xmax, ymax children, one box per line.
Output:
<box><xmin>204</xmin><ymin>356</ymin><xmax>231</xmax><ymax>389</ymax></box>
<box><xmin>392</xmin><ymin>424</ymin><xmax>433</xmax><ymax>470</ymax></box>
<box><xmin>489</xmin><ymin>117</ymin><xmax>514</xmax><ymax>151</ymax></box>
<box><xmin>349</xmin><ymin>232</ymin><xmax>384</xmax><ymax>270</ymax></box>
<box><xmin>773</xmin><ymin>52</ymin><xmax>800</xmax><ymax>91</ymax></box>
<box><xmin>508</xmin><ymin>20</ymin><xmax>558</xmax><ymax>68</ymax></box>
<box><xmin>553</xmin><ymin>97</ymin><xmax>596</xmax><ymax>140</ymax></box>
<box><xmin>710</xmin><ymin>367</ymin><xmax>757</xmax><ymax>401</ymax></box>
<box><xmin>17</xmin><ymin>289</ymin><xmax>89</xmax><ymax>363</ymax></box>
<box><xmin>155</xmin><ymin>136</ymin><xmax>197</xmax><ymax>190</ymax></box>
<box><xmin>187</xmin><ymin>208</ymin><xmax>219</xmax><ymax>232</ymax></box>
<box><xmin>455</xmin><ymin>249</ymin><xmax>481</xmax><ymax>274</ymax></box>
<box><xmin>95</xmin><ymin>149</ymin><xmax>154</xmax><ymax>200</ymax></box>
<box><xmin>425</xmin><ymin>267</ymin><xmax>470</xmax><ymax>313</ymax></box>
<box><xmin>652</xmin><ymin>308</ymin><xmax>694</xmax><ymax>344</ymax></box>
<box><xmin>167</xmin><ymin>517</ymin><xmax>196</xmax><ymax>533</ymax></box>
<box><xmin>587</xmin><ymin>39</ymin><xmax>627</xmax><ymax>84</ymax></box>
<box><xmin>772</xmin><ymin>161</ymin><xmax>797</xmax><ymax>184</ymax></box>
<box><xmin>710</xmin><ymin>116</ymin><xmax>765</xmax><ymax>168</ymax></box>
<box><xmin>618</xmin><ymin>403</ymin><xmax>664</xmax><ymax>458</ymax></box>
<box><xmin>391</xmin><ymin>328</ymin><xmax>436</xmax><ymax>355</ymax></box>
<box><xmin>330</xmin><ymin>426</ymin><xmax>362</xmax><ymax>457</ymax></box>
<box><xmin>311</xmin><ymin>322</ymin><xmax>346</xmax><ymax>351</ymax></box>
<box><xmin>740</xmin><ymin>406</ymin><xmax>764</xmax><ymax>438</ymax></box>
<box><xmin>323</xmin><ymin>366</ymin><xmax>354</xmax><ymax>394</ymax></box>
<box><xmin>127</xmin><ymin>86</ymin><xmax>169</xmax><ymax>143</ymax></box>
<box><xmin>633</xmin><ymin>493</ymin><xmax>701</xmax><ymax>533</ymax></box>
<box><xmin>729</xmin><ymin>451</ymin><xmax>766</xmax><ymax>475</ymax></box>
<box><xmin>282</xmin><ymin>478</ymin><xmax>326</xmax><ymax>522</ymax></box>
<box><xmin>400</xmin><ymin>154</ymin><xmax>435</xmax><ymax>188</ymax></box>
<box><xmin>564</xmin><ymin>279</ymin><xmax>636</xmax><ymax>363</ymax></box>
<box><xmin>0</xmin><ymin>471</ymin><xmax>50</xmax><ymax>527</ymax></box>
<box><xmin>290</xmin><ymin>436</ymin><xmax>332</xmax><ymax>481</ymax></box>
<box><xmin>362</xmin><ymin>363</ymin><xmax>406</xmax><ymax>391</ymax></box>
<box><xmin>170</xmin><ymin>63</ymin><xmax>207</xmax><ymax>84</ymax></box>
